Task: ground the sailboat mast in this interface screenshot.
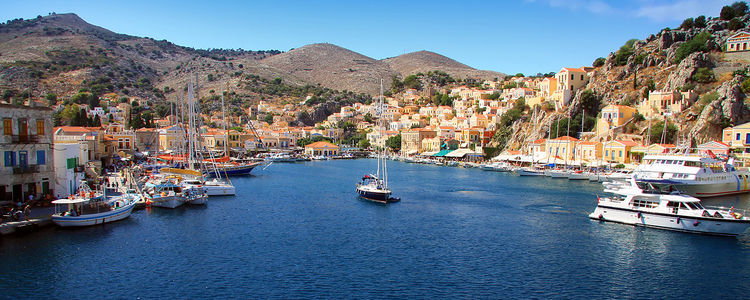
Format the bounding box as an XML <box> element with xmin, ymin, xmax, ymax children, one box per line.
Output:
<box><xmin>221</xmin><ymin>79</ymin><xmax>228</xmax><ymax>157</ymax></box>
<box><xmin>381</xmin><ymin>79</ymin><xmax>387</xmax><ymax>189</ymax></box>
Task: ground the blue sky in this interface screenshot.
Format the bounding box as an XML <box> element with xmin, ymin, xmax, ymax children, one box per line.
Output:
<box><xmin>0</xmin><ymin>0</ymin><xmax>736</xmax><ymax>75</ymax></box>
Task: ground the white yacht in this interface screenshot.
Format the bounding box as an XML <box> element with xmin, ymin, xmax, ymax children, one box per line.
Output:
<box><xmin>544</xmin><ymin>168</ymin><xmax>569</xmax><ymax>178</ymax></box>
<box><xmin>632</xmin><ymin>153</ymin><xmax>750</xmax><ymax>198</ymax></box>
<box><xmin>590</xmin><ymin>180</ymin><xmax>750</xmax><ymax>236</ymax></box>
<box><xmin>182</xmin><ymin>178</ymin><xmax>235</xmax><ymax>196</ymax></box>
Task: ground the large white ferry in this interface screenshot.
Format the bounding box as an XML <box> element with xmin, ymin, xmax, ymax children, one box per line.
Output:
<box><xmin>632</xmin><ymin>153</ymin><xmax>750</xmax><ymax>198</ymax></box>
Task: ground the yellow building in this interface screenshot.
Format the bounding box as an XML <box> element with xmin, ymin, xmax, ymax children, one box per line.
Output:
<box><xmin>545</xmin><ymin>136</ymin><xmax>579</xmax><ymax>161</ymax></box>
<box><xmin>158</xmin><ymin>125</ymin><xmax>185</xmax><ymax>152</ymax></box>
<box><xmin>727</xmin><ymin>31</ymin><xmax>750</xmax><ymax>52</ymax></box>
<box><xmin>421</xmin><ymin>136</ymin><xmax>442</xmax><ymax>153</ymax></box>
<box><xmin>723</xmin><ymin>122</ymin><xmax>750</xmax><ymax>158</ymax></box>
<box><xmin>401</xmin><ymin>128</ymin><xmax>437</xmax><ymax>155</ymax></box>
<box><xmin>637</xmin><ymin>90</ymin><xmax>697</xmax><ymax>117</ymax></box>
<box><xmin>539</xmin><ymin>77</ymin><xmax>557</xmax><ymax>97</ymax></box>
<box><xmin>574</xmin><ymin>141</ymin><xmax>602</xmax><ymax>162</ymax></box>
<box><xmin>602</xmin><ymin>140</ymin><xmax>640</xmax><ymax>163</ymax></box>
<box><xmin>596</xmin><ymin>104</ymin><xmax>637</xmax><ymax>134</ymax></box>
<box><xmin>304</xmin><ymin>141</ymin><xmax>339</xmax><ymax>157</ymax></box>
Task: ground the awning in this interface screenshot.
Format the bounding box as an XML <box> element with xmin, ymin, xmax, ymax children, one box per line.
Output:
<box><xmin>406</xmin><ymin>149</ymin><xmax>419</xmax><ymax>155</ymax></box>
<box><xmin>445</xmin><ymin>148</ymin><xmax>473</xmax><ymax>158</ymax></box>
<box><xmin>421</xmin><ymin>151</ymin><xmax>438</xmax><ymax>156</ymax></box>
<box><xmin>433</xmin><ymin>150</ymin><xmax>453</xmax><ymax>157</ymax></box>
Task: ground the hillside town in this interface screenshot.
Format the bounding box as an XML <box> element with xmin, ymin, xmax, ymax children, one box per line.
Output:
<box><xmin>5</xmin><ymin>26</ymin><xmax>750</xmax><ymax>205</ymax></box>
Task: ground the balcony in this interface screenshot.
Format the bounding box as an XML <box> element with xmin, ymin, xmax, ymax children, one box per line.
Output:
<box><xmin>10</xmin><ymin>134</ymin><xmax>39</xmax><ymax>144</ymax></box>
<box><xmin>13</xmin><ymin>165</ymin><xmax>39</xmax><ymax>174</ymax></box>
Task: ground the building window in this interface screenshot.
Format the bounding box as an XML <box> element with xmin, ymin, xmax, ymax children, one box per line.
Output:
<box><xmin>37</xmin><ymin>120</ymin><xmax>45</xmax><ymax>135</ymax></box>
<box><xmin>570</xmin><ymin>74</ymin><xmax>574</xmax><ymax>80</ymax></box>
<box><xmin>37</xmin><ymin>150</ymin><xmax>46</xmax><ymax>165</ymax></box>
<box><xmin>4</xmin><ymin>151</ymin><xmax>16</xmax><ymax>166</ymax></box>
<box><xmin>619</xmin><ymin>151</ymin><xmax>623</xmax><ymax>157</ymax></box>
<box><xmin>580</xmin><ymin>75</ymin><xmax>584</xmax><ymax>80</ymax></box>
<box><xmin>737</xmin><ymin>133</ymin><xmax>741</xmax><ymax>141</ymax></box>
<box><xmin>3</xmin><ymin>119</ymin><xmax>11</xmax><ymax>135</ymax></box>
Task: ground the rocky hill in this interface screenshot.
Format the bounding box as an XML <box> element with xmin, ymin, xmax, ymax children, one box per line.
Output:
<box><xmin>0</xmin><ymin>13</ymin><xmax>503</xmax><ymax>104</ymax></box>
<box><xmin>495</xmin><ymin>7</ymin><xmax>750</xmax><ymax>151</ymax></box>
<box><xmin>383</xmin><ymin>50</ymin><xmax>504</xmax><ymax>81</ymax></box>
<box><xmin>261</xmin><ymin>43</ymin><xmax>399</xmax><ymax>95</ymax></box>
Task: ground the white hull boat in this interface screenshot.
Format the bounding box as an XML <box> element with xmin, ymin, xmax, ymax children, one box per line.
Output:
<box><xmin>517</xmin><ymin>167</ymin><xmax>545</xmax><ymax>176</ymax></box>
<box><xmin>51</xmin><ymin>186</ymin><xmax>138</xmax><ymax>227</ymax></box>
<box><xmin>590</xmin><ymin>180</ymin><xmax>750</xmax><ymax>236</ymax></box>
<box><xmin>545</xmin><ymin>169</ymin><xmax>569</xmax><ymax>178</ymax></box>
<box><xmin>567</xmin><ymin>171</ymin><xmax>590</xmax><ymax>180</ymax></box>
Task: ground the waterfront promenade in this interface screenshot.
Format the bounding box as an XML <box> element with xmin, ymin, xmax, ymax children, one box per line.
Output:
<box><xmin>1</xmin><ymin>159</ymin><xmax>750</xmax><ymax>298</ymax></box>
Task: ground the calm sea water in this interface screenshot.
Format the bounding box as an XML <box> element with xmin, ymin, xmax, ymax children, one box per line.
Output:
<box><xmin>2</xmin><ymin>159</ymin><xmax>750</xmax><ymax>299</ymax></box>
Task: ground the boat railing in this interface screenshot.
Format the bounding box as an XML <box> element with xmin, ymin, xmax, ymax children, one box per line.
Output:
<box><xmin>703</xmin><ymin>205</ymin><xmax>748</xmax><ymax>219</ymax></box>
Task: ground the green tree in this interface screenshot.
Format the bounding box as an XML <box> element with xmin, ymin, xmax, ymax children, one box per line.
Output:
<box><xmin>263</xmin><ymin>114</ymin><xmax>274</xmax><ymax>124</ymax></box>
<box><xmin>695</xmin><ymin>15</ymin><xmax>707</xmax><ymax>28</ymax></box>
<box><xmin>648</xmin><ymin>120</ymin><xmax>679</xmax><ymax>144</ymax></box>
<box><xmin>732</xmin><ymin>1</ymin><xmax>749</xmax><ymax>16</ymax></box>
<box><xmin>593</xmin><ymin>57</ymin><xmax>606</xmax><ymax>67</ymax></box>
<box><xmin>357</xmin><ymin>138</ymin><xmax>371</xmax><ymax>149</ymax></box>
<box><xmin>46</xmin><ymin>93</ymin><xmax>57</xmax><ymax>105</ymax></box>
<box><xmin>391</xmin><ymin>76</ymin><xmax>404</xmax><ymax>93</ymax></box>
<box><xmin>680</xmin><ymin>17</ymin><xmax>694</xmax><ymax>29</ymax></box>
<box><xmin>386</xmin><ymin>134</ymin><xmax>401</xmax><ymax>151</ymax></box>
<box><xmin>729</xmin><ymin>17</ymin><xmax>746</xmax><ymax>30</ymax></box>
<box><xmin>403</xmin><ymin>75</ymin><xmax>422</xmax><ymax>90</ymax></box>
<box><xmin>613</xmin><ymin>39</ymin><xmax>638</xmax><ymax>66</ymax></box>
<box><xmin>514</xmin><ymin>73</ymin><xmax>524</xmax><ymax>77</ymax></box>
<box><xmin>364</xmin><ymin>113</ymin><xmax>374</xmax><ymax>123</ymax></box>
<box><xmin>721</xmin><ymin>5</ymin><xmax>736</xmax><ymax>20</ymax></box>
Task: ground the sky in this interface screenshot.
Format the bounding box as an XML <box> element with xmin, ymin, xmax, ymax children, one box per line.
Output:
<box><xmin>0</xmin><ymin>0</ymin><xmax>737</xmax><ymax>75</ymax></box>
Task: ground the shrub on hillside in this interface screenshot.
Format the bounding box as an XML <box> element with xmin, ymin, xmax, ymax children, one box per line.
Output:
<box><xmin>691</xmin><ymin>68</ymin><xmax>716</xmax><ymax>83</ymax></box>
<box><xmin>593</xmin><ymin>57</ymin><xmax>605</xmax><ymax>67</ymax></box>
<box><xmin>673</xmin><ymin>32</ymin><xmax>711</xmax><ymax>63</ymax></box>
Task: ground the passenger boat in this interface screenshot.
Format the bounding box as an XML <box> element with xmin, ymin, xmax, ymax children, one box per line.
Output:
<box><xmin>356</xmin><ymin>80</ymin><xmax>399</xmax><ymax>204</ymax></box>
<box><xmin>590</xmin><ymin>180</ymin><xmax>750</xmax><ymax>236</ymax></box>
<box><xmin>632</xmin><ymin>153</ymin><xmax>750</xmax><ymax>198</ymax></box>
<box><xmin>51</xmin><ymin>183</ymin><xmax>137</xmax><ymax>227</ymax></box>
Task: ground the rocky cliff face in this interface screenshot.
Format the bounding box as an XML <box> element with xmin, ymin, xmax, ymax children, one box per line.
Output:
<box><xmin>665</xmin><ymin>52</ymin><xmax>713</xmax><ymax>90</ymax></box>
<box><xmin>689</xmin><ymin>76</ymin><xmax>750</xmax><ymax>143</ymax></box>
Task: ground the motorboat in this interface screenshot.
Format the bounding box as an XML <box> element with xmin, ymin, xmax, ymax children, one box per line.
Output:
<box><xmin>182</xmin><ymin>178</ymin><xmax>235</xmax><ymax>196</ymax></box>
<box><xmin>590</xmin><ymin>179</ymin><xmax>750</xmax><ymax>236</ymax></box>
<box><xmin>144</xmin><ymin>179</ymin><xmax>187</xmax><ymax>209</ymax></box>
<box><xmin>51</xmin><ymin>183</ymin><xmax>137</xmax><ymax>227</ymax></box>
<box><xmin>632</xmin><ymin>153</ymin><xmax>750</xmax><ymax>198</ymax></box>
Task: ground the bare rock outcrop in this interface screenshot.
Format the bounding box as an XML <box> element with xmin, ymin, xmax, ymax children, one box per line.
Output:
<box><xmin>688</xmin><ymin>76</ymin><xmax>750</xmax><ymax>143</ymax></box>
<box><xmin>665</xmin><ymin>52</ymin><xmax>712</xmax><ymax>90</ymax></box>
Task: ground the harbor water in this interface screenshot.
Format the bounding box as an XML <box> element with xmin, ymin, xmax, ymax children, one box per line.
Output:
<box><xmin>2</xmin><ymin>159</ymin><xmax>750</xmax><ymax>298</ymax></box>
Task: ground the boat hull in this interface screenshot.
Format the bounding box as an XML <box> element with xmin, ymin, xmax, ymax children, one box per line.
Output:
<box><xmin>636</xmin><ymin>178</ymin><xmax>750</xmax><ymax>198</ymax></box>
<box><xmin>516</xmin><ymin>168</ymin><xmax>545</xmax><ymax>176</ymax></box>
<box><xmin>356</xmin><ymin>187</ymin><xmax>392</xmax><ymax>203</ymax></box>
<box><xmin>204</xmin><ymin>185</ymin><xmax>235</xmax><ymax>196</ymax></box>
<box><xmin>149</xmin><ymin>196</ymin><xmax>185</xmax><ymax>208</ymax></box>
<box><xmin>52</xmin><ymin>202</ymin><xmax>136</xmax><ymax>227</ymax></box>
<box><xmin>589</xmin><ymin>205</ymin><xmax>750</xmax><ymax>236</ymax></box>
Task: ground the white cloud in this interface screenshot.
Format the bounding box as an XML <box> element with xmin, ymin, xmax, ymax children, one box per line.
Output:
<box><xmin>525</xmin><ymin>0</ymin><xmax>614</xmax><ymax>14</ymax></box>
<box><xmin>633</xmin><ymin>0</ymin><xmax>732</xmax><ymax>21</ymax></box>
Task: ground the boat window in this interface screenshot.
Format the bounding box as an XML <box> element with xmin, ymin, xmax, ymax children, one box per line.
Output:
<box><xmin>703</xmin><ymin>210</ymin><xmax>711</xmax><ymax>217</ymax></box>
<box><xmin>713</xmin><ymin>212</ymin><xmax>724</xmax><ymax>218</ymax></box>
<box><xmin>695</xmin><ymin>203</ymin><xmax>704</xmax><ymax>210</ymax></box>
<box><xmin>685</xmin><ymin>161</ymin><xmax>699</xmax><ymax>167</ymax></box>
<box><xmin>680</xmin><ymin>203</ymin><xmax>688</xmax><ymax>209</ymax></box>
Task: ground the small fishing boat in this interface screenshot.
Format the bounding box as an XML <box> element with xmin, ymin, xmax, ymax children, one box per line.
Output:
<box><xmin>144</xmin><ymin>179</ymin><xmax>187</xmax><ymax>208</ymax></box>
<box><xmin>51</xmin><ymin>183</ymin><xmax>137</xmax><ymax>227</ymax></box>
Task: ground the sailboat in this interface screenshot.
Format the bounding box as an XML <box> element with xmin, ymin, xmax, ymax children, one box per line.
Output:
<box><xmin>356</xmin><ymin>80</ymin><xmax>399</xmax><ymax>203</ymax></box>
